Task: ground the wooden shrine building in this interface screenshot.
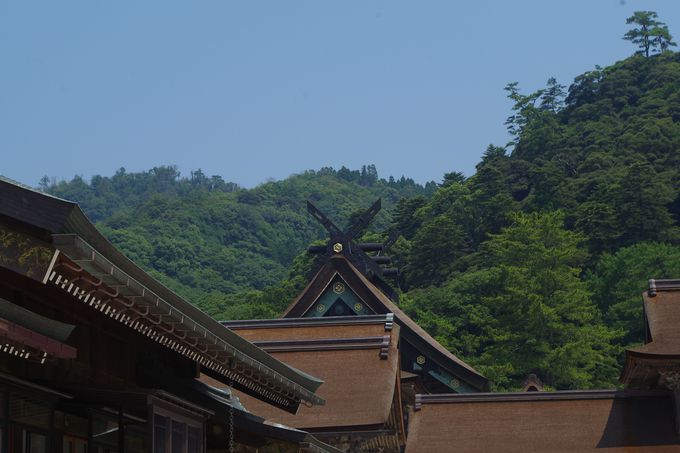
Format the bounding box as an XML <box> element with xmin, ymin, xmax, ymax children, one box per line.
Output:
<box><xmin>222</xmin><ymin>315</ymin><xmax>404</xmax><ymax>451</ymax></box>
<box><xmin>215</xmin><ymin>201</ymin><xmax>490</xmax><ymax>452</ymax></box>
<box><xmin>5</xmin><ymin>179</ymin><xmax>680</xmax><ymax>453</ymax></box>
<box><xmin>219</xmin><ymin>201</ymin><xmax>680</xmax><ymax>452</ymax></box>
<box><xmin>285</xmin><ymin>201</ymin><xmax>489</xmax><ymax>395</ymax></box>
<box><xmin>405</xmin><ymin>278</ymin><xmax>680</xmax><ymax>452</ymax></box>
<box><xmin>0</xmin><ymin>177</ymin><xmax>341</xmax><ymax>453</ymax></box>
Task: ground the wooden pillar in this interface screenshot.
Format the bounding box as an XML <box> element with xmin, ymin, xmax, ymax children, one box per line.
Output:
<box><xmin>659</xmin><ymin>368</ymin><xmax>680</xmax><ymax>436</ymax></box>
<box><xmin>674</xmin><ymin>386</ymin><xmax>680</xmax><ymax>437</ymax></box>
<box><xmin>119</xmin><ymin>407</ymin><xmax>125</xmax><ymax>453</ymax></box>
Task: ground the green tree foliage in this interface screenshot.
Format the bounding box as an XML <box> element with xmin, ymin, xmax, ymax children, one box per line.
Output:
<box><xmin>393</xmin><ymin>146</ymin><xmax>519</xmax><ymax>289</ymax></box>
<box><xmin>624</xmin><ymin>11</ymin><xmax>676</xmax><ymax>57</ymax></box>
<box><xmin>404</xmin><ymin>211</ymin><xmax>466</xmax><ymax>288</ymax></box>
<box><xmin>44</xmin><ymin>165</ymin><xmax>434</xmax><ymax>317</ymax></box>
<box><xmin>388</xmin><ymin>31</ymin><xmax>680</xmax><ymax>388</ymax></box>
<box><xmin>500</xmin><ymin>52</ymin><xmax>680</xmax><ymax>253</ymax></box>
<box><xmin>402</xmin><ymin>212</ymin><xmax>620</xmax><ymax>390</ymax></box>
<box><xmin>40</xmin><ymin>17</ymin><xmax>680</xmax><ymax>390</ymax></box>
<box><xmin>609</xmin><ymin>161</ymin><xmax>678</xmax><ymax>246</ymax></box>
<box><xmin>588</xmin><ymin>242</ymin><xmax>680</xmax><ymax>347</ymax></box>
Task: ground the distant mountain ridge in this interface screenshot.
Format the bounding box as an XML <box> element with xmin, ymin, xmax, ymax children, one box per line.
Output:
<box><xmin>44</xmin><ymin>164</ymin><xmax>434</xmax><ymax>298</ymax></box>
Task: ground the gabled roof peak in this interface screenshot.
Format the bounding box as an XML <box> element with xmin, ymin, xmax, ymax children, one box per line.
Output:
<box><xmin>282</xmin><ymin>254</ymin><xmax>489</xmax><ymax>391</ymax></box>
<box><xmin>306</xmin><ymin>200</ymin><xmax>398</xmax><ymax>299</ymax></box>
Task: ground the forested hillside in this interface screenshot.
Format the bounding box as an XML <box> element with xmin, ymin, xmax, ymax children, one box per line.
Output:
<box><xmin>390</xmin><ymin>48</ymin><xmax>680</xmax><ymax>389</ymax></box>
<box><xmin>44</xmin><ymin>165</ymin><xmax>434</xmax><ymax>317</ymax></box>
<box><xmin>43</xmin><ymin>14</ymin><xmax>680</xmax><ymax>391</ymax></box>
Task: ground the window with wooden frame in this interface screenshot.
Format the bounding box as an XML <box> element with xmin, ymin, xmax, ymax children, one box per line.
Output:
<box><xmin>153</xmin><ymin>405</ymin><xmax>204</xmax><ymax>453</ymax></box>
<box><xmin>7</xmin><ymin>392</ymin><xmax>51</xmax><ymax>453</ymax></box>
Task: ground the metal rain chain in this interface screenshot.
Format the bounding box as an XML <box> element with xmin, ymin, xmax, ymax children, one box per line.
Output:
<box><xmin>228</xmin><ymin>376</ymin><xmax>235</xmax><ymax>452</ymax></box>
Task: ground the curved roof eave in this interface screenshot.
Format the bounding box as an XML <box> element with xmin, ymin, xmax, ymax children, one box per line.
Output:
<box><xmin>0</xmin><ymin>176</ymin><xmax>324</xmax><ymax>405</ymax></box>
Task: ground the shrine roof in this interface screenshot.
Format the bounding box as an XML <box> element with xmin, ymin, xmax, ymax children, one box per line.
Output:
<box><xmin>217</xmin><ymin>315</ymin><xmax>400</xmax><ymax>430</ymax></box>
<box><xmin>0</xmin><ymin>176</ymin><xmax>325</xmax><ymax>411</ymax></box>
<box><xmin>632</xmin><ymin>280</ymin><xmax>680</xmax><ymax>356</ymax></box>
<box><xmin>621</xmin><ymin>279</ymin><xmax>680</xmax><ymax>387</ymax></box>
<box><xmin>282</xmin><ymin>255</ymin><xmax>489</xmax><ymax>391</ymax></box>
<box><xmin>406</xmin><ymin>390</ymin><xmax>677</xmax><ymax>453</ymax></box>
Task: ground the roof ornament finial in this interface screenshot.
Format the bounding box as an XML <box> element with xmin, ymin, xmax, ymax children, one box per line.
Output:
<box><xmin>521</xmin><ymin>373</ymin><xmax>545</xmax><ymax>392</ymax></box>
<box><xmin>305</xmin><ymin>199</ymin><xmax>399</xmax><ymax>287</ymax></box>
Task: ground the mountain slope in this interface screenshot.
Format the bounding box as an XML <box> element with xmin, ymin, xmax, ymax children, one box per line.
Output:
<box><xmin>388</xmin><ymin>51</ymin><xmax>680</xmax><ymax>390</ymax></box>
<box><xmin>46</xmin><ymin>165</ymin><xmax>434</xmax><ymax>300</ymax></box>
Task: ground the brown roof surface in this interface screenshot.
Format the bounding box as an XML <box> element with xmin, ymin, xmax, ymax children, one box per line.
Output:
<box><xmin>234</xmin><ymin>323</ymin><xmax>388</xmax><ymax>343</ymax></box>
<box><xmin>282</xmin><ymin>255</ymin><xmax>488</xmax><ymax>390</ymax></box>
<box><xmin>630</xmin><ymin>287</ymin><xmax>680</xmax><ymax>356</ymax></box>
<box><xmin>621</xmin><ymin>283</ymin><xmax>680</xmax><ymax>387</ymax></box>
<box><xmin>207</xmin><ymin>317</ymin><xmax>400</xmax><ymax>430</ymax></box>
<box><xmin>406</xmin><ymin>391</ymin><xmax>678</xmax><ymax>453</ymax></box>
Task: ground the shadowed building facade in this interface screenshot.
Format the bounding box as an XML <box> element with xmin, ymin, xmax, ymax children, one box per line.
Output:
<box><xmin>0</xmin><ymin>177</ymin><xmax>340</xmax><ymax>453</ymax></box>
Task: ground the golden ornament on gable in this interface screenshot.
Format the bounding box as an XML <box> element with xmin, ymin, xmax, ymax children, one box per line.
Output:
<box><xmin>333</xmin><ymin>282</ymin><xmax>345</xmax><ymax>294</ymax></box>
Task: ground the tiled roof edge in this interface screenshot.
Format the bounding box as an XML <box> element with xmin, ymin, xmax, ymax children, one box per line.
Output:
<box><xmin>413</xmin><ymin>389</ymin><xmax>670</xmax><ymax>410</ymax></box>
<box><xmin>648</xmin><ymin>279</ymin><xmax>680</xmax><ymax>296</ymax></box>
<box><xmin>222</xmin><ymin>314</ymin><xmax>394</xmax><ymax>330</ymax></box>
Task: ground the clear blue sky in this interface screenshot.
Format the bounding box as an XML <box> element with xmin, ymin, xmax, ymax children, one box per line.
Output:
<box><xmin>2</xmin><ymin>1</ymin><xmax>679</xmax><ymax>188</ymax></box>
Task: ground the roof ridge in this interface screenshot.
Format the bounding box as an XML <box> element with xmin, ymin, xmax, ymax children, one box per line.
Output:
<box><xmin>648</xmin><ymin>278</ymin><xmax>680</xmax><ymax>296</ymax></box>
<box><xmin>0</xmin><ymin>175</ymin><xmax>76</xmax><ymax>204</ymax></box>
<box><xmin>283</xmin><ymin>254</ymin><xmax>488</xmax><ymax>388</ymax></box>
<box><xmin>341</xmin><ymin>257</ymin><xmax>485</xmax><ymax>377</ymax></box>
<box><xmin>414</xmin><ymin>388</ymin><xmax>670</xmax><ymax>408</ymax></box>
<box><xmin>223</xmin><ymin>314</ymin><xmax>393</xmax><ymax>329</ymax></box>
